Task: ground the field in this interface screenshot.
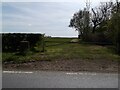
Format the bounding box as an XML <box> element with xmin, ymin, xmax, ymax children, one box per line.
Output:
<box><xmin>3</xmin><ymin>37</ymin><xmax>120</xmax><ymax>72</ymax></box>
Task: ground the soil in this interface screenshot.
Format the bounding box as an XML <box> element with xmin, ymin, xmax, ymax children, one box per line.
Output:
<box><xmin>3</xmin><ymin>59</ymin><xmax>119</xmax><ymax>73</ymax></box>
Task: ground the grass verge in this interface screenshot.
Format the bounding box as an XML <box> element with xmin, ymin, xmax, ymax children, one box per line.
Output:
<box><xmin>2</xmin><ymin>38</ymin><xmax>120</xmax><ymax>64</ymax></box>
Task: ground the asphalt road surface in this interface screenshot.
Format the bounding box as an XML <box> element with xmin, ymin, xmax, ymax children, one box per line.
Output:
<box><xmin>2</xmin><ymin>71</ymin><xmax>118</xmax><ymax>88</ymax></box>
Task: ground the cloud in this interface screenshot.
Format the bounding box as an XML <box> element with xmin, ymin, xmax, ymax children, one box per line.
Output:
<box><xmin>2</xmin><ymin>2</ymin><xmax>81</xmax><ymax>36</ymax></box>
<box><xmin>1</xmin><ymin>0</ymin><xmax>87</xmax><ymax>2</ymax></box>
<box><xmin>2</xmin><ymin>0</ymin><xmax>115</xmax><ymax>36</ymax></box>
<box><xmin>0</xmin><ymin>3</ymin><xmax>2</xmax><ymax>32</ymax></box>
<box><xmin>2</xmin><ymin>0</ymin><xmax>116</xmax><ymax>2</ymax></box>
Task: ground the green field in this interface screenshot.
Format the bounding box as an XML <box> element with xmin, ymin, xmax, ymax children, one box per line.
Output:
<box><xmin>2</xmin><ymin>37</ymin><xmax>120</xmax><ymax>63</ymax></box>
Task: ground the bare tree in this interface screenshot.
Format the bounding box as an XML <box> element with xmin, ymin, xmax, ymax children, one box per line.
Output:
<box><xmin>91</xmin><ymin>2</ymin><xmax>113</xmax><ymax>33</ymax></box>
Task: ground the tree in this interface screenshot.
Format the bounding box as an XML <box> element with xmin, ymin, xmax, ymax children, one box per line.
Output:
<box><xmin>69</xmin><ymin>8</ymin><xmax>90</xmax><ymax>39</ymax></box>
<box><xmin>69</xmin><ymin>0</ymin><xmax>120</xmax><ymax>51</ymax></box>
<box><xmin>110</xmin><ymin>0</ymin><xmax>120</xmax><ymax>54</ymax></box>
<box><xmin>91</xmin><ymin>2</ymin><xmax>113</xmax><ymax>33</ymax></box>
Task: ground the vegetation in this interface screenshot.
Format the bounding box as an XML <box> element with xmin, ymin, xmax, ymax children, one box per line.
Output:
<box><xmin>2</xmin><ymin>38</ymin><xmax>120</xmax><ymax>63</ymax></box>
<box><xmin>69</xmin><ymin>0</ymin><xmax>120</xmax><ymax>54</ymax></box>
<box><xmin>2</xmin><ymin>1</ymin><xmax>120</xmax><ymax>65</ymax></box>
<box><xmin>2</xmin><ymin>33</ymin><xmax>42</xmax><ymax>52</ymax></box>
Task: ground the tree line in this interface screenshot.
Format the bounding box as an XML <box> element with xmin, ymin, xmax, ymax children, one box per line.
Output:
<box><xmin>69</xmin><ymin>0</ymin><xmax>120</xmax><ymax>54</ymax></box>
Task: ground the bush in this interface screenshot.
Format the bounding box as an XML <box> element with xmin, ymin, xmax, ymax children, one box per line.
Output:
<box><xmin>83</xmin><ymin>32</ymin><xmax>112</xmax><ymax>45</ymax></box>
<box><xmin>2</xmin><ymin>33</ymin><xmax>42</xmax><ymax>52</ymax></box>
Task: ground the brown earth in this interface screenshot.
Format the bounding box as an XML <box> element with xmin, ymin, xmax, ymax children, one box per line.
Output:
<box><xmin>3</xmin><ymin>59</ymin><xmax>119</xmax><ymax>73</ymax></box>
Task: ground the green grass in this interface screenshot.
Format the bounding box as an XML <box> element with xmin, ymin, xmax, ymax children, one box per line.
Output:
<box><xmin>2</xmin><ymin>37</ymin><xmax>120</xmax><ymax>63</ymax></box>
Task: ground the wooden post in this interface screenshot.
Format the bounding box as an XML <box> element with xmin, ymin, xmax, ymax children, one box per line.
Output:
<box><xmin>41</xmin><ymin>34</ymin><xmax>45</xmax><ymax>52</ymax></box>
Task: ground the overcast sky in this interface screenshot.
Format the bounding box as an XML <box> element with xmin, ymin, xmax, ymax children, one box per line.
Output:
<box><xmin>1</xmin><ymin>0</ymin><xmax>116</xmax><ymax>37</ymax></box>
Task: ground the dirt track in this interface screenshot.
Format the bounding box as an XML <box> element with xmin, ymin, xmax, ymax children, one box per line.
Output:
<box><xmin>3</xmin><ymin>59</ymin><xmax>119</xmax><ymax>73</ymax></box>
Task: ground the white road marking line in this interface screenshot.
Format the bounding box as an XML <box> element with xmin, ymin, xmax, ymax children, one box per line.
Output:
<box><xmin>66</xmin><ymin>72</ymin><xmax>97</xmax><ymax>75</ymax></box>
<box><xmin>3</xmin><ymin>71</ymin><xmax>33</xmax><ymax>74</ymax></box>
<box><xmin>78</xmin><ymin>73</ymin><xmax>84</xmax><ymax>75</ymax></box>
<box><xmin>66</xmin><ymin>73</ymin><xmax>78</xmax><ymax>75</ymax></box>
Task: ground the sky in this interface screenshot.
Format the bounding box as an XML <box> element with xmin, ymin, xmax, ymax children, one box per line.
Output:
<box><xmin>1</xmin><ymin>0</ymin><xmax>116</xmax><ymax>37</ymax></box>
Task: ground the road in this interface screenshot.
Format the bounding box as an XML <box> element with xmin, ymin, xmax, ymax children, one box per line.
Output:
<box><xmin>2</xmin><ymin>71</ymin><xmax>118</xmax><ymax>88</ymax></box>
